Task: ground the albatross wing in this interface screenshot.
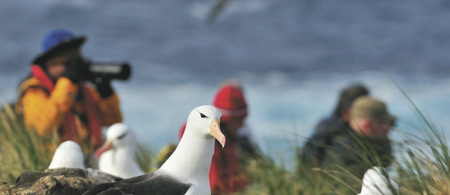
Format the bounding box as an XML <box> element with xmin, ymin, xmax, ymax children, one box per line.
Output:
<box><xmin>83</xmin><ymin>173</ymin><xmax>191</xmax><ymax>195</ymax></box>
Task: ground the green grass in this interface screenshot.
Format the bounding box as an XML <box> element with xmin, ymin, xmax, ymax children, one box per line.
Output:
<box><xmin>1</xmin><ymin>99</ymin><xmax>449</xmax><ymax>194</ymax></box>
<box><xmin>0</xmin><ymin>103</ymin><xmax>59</xmax><ymax>184</ymax></box>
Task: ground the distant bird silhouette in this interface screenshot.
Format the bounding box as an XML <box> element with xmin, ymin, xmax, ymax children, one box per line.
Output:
<box><xmin>207</xmin><ymin>0</ymin><xmax>232</xmax><ymax>23</ymax></box>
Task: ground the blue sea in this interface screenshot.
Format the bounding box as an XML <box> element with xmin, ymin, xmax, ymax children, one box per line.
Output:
<box><xmin>1</xmin><ymin>0</ymin><xmax>450</xmax><ymax>168</ymax></box>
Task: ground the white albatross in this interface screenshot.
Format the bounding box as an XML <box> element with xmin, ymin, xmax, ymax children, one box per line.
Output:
<box><xmin>95</xmin><ymin>123</ymin><xmax>145</xmax><ymax>179</ymax></box>
<box><xmin>48</xmin><ymin>140</ymin><xmax>85</xmax><ymax>169</ymax></box>
<box><xmin>359</xmin><ymin>166</ymin><xmax>399</xmax><ymax>195</ymax></box>
<box><xmin>83</xmin><ymin>105</ymin><xmax>225</xmax><ymax>195</ymax></box>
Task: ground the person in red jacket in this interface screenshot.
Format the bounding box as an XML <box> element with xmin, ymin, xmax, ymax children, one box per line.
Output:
<box><xmin>179</xmin><ymin>80</ymin><xmax>259</xmax><ymax>194</ymax></box>
<box><xmin>16</xmin><ymin>29</ymin><xmax>123</xmax><ymax>150</ymax></box>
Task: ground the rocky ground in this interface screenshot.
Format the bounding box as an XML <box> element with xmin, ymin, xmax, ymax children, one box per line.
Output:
<box><xmin>0</xmin><ymin>168</ymin><xmax>121</xmax><ymax>195</ymax></box>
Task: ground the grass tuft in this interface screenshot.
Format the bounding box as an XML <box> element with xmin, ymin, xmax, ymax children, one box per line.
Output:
<box><xmin>0</xmin><ymin>103</ymin><xmax>59</xmax><ymax>184</ymax></box>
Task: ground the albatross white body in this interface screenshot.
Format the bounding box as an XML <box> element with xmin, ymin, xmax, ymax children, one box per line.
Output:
<box><xmin>157</xmin><ymin>105</ymin><xmax>225</xmax><ymax>195</ymax></box>
<box><xmin>359</xmin><ymin>166</ymin><xmax>399</xmax><ymax>195</ymax></box>
<box><xmin>48</xmin><ymin>140</ymin><xmax>85</xmax><ymax>169</ymax></box>
<box><xmin>96</xmin><ymin>123</ymin><xmax>145</xmax><ymax>179</ymax></box>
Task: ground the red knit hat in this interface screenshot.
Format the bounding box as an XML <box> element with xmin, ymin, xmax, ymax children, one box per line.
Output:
<box><xmin>213</xmin><ymin>84</ymin><xmax>248</xmax><ymax>122</ymax></box>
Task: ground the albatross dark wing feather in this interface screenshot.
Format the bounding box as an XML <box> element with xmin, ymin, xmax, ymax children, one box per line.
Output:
<box><xmin>84</xmin><ymin>172</ymin><xmax>191</xmax><ymax>195</ymax></box>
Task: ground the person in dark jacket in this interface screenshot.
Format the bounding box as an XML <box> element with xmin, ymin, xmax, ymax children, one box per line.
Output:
<box><xmin>300</xmin><ymin>84</ymin><xmax>369</xmax><ymax>166</ymax></box>
<box><xmin>322</xmin><ymin>96</ymin><xmax>396</xmax><ymax>178</ymax></box>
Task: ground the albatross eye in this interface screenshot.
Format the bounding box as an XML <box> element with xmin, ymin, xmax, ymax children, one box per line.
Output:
<box><xmin>117</xmin><ymin>132</ymin><xmax>127</xmax><ymax>139</ymax></box>
<box><xmin>199</xmin><ymin>112</ymin><xmax>208</xmax><ymax>118</ymax></box>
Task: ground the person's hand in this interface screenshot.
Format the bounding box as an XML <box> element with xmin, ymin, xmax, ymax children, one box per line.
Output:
<box><xmin>91</xmin><ymin>76</ymin><xmax>114</xmax><ymax>98</ymax></box>
<box><xmin>62</xmin><ymin>57</ymin><xmax>89</xmax><ymax>83</ymax></box>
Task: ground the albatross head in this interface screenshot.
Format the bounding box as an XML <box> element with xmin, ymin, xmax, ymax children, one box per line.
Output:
<box><xmin>95</xmin><ymin>123</ymin><xmax>137</xmax><ymax>159</ymax></box>
<box><xmin>185</xmin><ymin>105</ymin><xmax>226</xmax><ymax>148</ymax></box>
<box><xmin>48</xmin><ymin>140</ymin><xmax>85</xmax><ymax>169</ymax></box>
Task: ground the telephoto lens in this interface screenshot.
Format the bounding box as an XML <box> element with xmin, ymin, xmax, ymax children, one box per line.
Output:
<box><xmin>88</xmin><ymin>62</ymin><xmax>131</xmax><ymax>80</ymax></box>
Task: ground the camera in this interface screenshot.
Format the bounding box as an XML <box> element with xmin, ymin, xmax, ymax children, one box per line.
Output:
<box><xmin>82</xmin><ymin>59</ymin><xmax>131</xmax><ymax>81</ymax></box>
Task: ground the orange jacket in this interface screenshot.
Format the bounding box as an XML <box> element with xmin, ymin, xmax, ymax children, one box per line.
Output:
<box><xmin>16</xmin><ymin>65</ymin><xmax>122</xmax><ymax>148</ymax></box>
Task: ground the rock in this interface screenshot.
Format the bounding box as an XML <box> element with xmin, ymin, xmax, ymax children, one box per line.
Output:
<box><xmin>1</xmin><ymin>168</ymin><xmax>122</xmax><ymax>195</ymax></box>
<box><xmin>14</xmin><ymin>168</ymin><xmax>91</xmax><ymax>195</ymax></box>
<box><xmin>0</xmin><ymin>180</ymin><xmax>12</xmax><ymax>195</ymax></box>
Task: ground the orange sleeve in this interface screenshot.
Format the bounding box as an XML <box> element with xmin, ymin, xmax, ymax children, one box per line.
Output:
<box><xmin>20</xmin><ymin>78</ymin><xmax>78</xmax><ymax>137</ymax></box>
<box><xmin>90</xmin><ymin>89</ymin><xmax>123</xmax><ymax>126</ymax></box>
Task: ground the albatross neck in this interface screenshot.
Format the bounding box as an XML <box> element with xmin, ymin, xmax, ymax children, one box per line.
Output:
<box><xmin>159</xmin><ymin>131</ymin><xmax>215</xmax><ymax>182</ymax></box>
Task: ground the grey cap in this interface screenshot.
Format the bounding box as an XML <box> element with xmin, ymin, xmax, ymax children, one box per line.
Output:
<box><xmin>351</xmin><ymin>96</ymin><xmax>396</xmax><ymax>125</ymax></box>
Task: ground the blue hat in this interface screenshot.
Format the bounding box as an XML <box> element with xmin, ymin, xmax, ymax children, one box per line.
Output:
<box><xmin>32</xmin><ymin>29</ymin><xmax>86</xmax><ymax>66</ymax></box>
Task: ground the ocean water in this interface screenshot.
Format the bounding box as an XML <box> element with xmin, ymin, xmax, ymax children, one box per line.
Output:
<box><xmin>1</xmin><ymin>0</ymin><xmax>450</xmax><ymax>168</ymax></box>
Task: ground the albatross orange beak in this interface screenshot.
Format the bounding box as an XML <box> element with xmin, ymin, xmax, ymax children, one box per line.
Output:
<box><xmin>210</xmin><ymin>118</ymin><xmax>226</xmax><ymax>148</ymax></box>
<box><xmin>94</xmin><ymin>139</ymin><xmax>113</xmax><ymax>159</ymax></box>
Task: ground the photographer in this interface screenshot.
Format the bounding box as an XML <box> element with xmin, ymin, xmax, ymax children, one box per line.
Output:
<box><xmin>16</xmin><ymin>29</ymin><xmax>124</xmax><ymax>150</ymax></box>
